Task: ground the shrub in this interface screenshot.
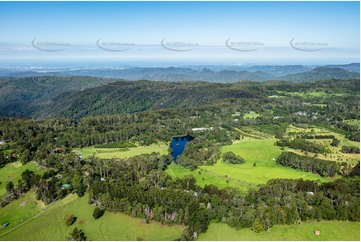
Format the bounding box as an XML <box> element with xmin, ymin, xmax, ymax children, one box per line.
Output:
<box><xmin>64</xmin><ymin>214</ymin><xmax>77</xmax><ymax>226</ymax></box>
<box><xmin>222</xmin><ymin>151</ymin><xmax>245</xmax><ymax>164</ymax></box>
<box><xmin>66</xmin><ymin>227</ymin><xmax>86</xmax><ymax>241</ymax></box>
<box><xmin>93</xmin><ymin>207</ymin><xmax>105</xmax><ymax>219</ymax></box>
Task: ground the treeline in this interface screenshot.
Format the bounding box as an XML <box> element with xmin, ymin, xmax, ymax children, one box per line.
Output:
<box><xmin>300</xmin><ymin>134</ymin><xmax>335</xmax><ymax>139</ymax></box>
<box><xmin>275</xmin><ymin>138</ymin><xmax>330</xmax><ymax>154</ymax></box>
<box><xmin>94</xmin><ymin>141</ymin><xmax>136</xmax><ymax>149</ymax></box>
<box><xmin>341</xmin><ymin>146</ymin><xmax>360</xmax><ymax>154</ymax></box>
<box><xmin>276</xmin><ymin>152</ymin><xmax>339</xmax><ymax>177</ymax></box>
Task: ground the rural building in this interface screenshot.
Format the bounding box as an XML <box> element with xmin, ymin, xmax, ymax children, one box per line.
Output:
<box><xmin>54</xmin><ymin>147</ymin><xmax>63</xmax><ymax>153</ymax></box>
<box><xmin>295</xmin><ymin>111</ymin><xmax>307</xmax><ymax>116</ymax></box>
<box><xmin>191</xmin><ymin>127</ymin><xmax>214</xmax><ymax>132</ymax></box>
<box><xmin>61</xmin><ymin>184</ymin><xmax>71</xmax><ymax>189</ymax></box>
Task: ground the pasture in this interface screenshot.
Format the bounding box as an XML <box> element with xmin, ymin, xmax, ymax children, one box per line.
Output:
<box><xmin>200</xmin><ymin>139</ymin><xmax>332</xmax><ymax>187</ymax></box>
<box><xmin>76</xmin><ymin>143</ymin><xmax>168</xmax><ymax>159</ymax></box>
<box><xmin>0</xmin><ymin>162</ymin><xmax>45</xmax><ymax>196</ymax></box>
<box><xmin>285</xmin><ymin>125</ymin><xmax>360</xmax><ymax>165</ymax></box>
<box><xmin>166</xmin><ymin>163</ymin><xmax>248</xmax><ymax>192</ymax></box>
<box><xmin>0</xmin><ymin>193</ymin><xmax>184</xmax><ymax>241</ymax></box>
<box><xmin>198</xmin><ymin>221</ymin><xmax>360</xmax><ymax>241</ymax></box>
<box><xmin>0</xmin><ymin>192</ymin><xmax>78</xmax><ymax>238</ymax></box>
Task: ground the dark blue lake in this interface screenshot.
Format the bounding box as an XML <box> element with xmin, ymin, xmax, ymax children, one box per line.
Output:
<box><xmin>171</xmin><ymin>135</ymin><xmax>193</xmax><ymax>162</ymax></box>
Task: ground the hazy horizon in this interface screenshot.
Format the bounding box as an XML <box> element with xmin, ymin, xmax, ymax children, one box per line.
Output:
<box><xmin>0</xmin><ymin>1</ymin><xmax>359</xmax><ymax>66</ymax></box>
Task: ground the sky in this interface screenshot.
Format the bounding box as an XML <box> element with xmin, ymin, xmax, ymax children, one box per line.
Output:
<box><xmin>0</xmin><ymin>1</ymin><xmax>359</xmax><ymax>66</ymax></box>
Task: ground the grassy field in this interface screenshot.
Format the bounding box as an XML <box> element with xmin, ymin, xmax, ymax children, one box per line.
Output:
<box><xmin>166</xmin><ymin>163</ymin><xmax>248</xmax><ymax>191</ymax></box>
<box><xmin>243</xmin><ymin>111</ymin><xmax>261</xmax><ymax>119</ymax></box>
<box><xmin>0</xmin><ymin>191</ymin><xmax>77</xmax><ymax>238</ymax></box>
<box><xmin>0</xmin><ymin>191</ymin><xmax>47</xmax><ymax>236</ymax></box>
<box><xmin>198</xmin><ymin>221</ymin><xmax>360</xmax><ymax>241</ymax></box>
<box><xmin>0</xmin><ymin>193</ymin><xmax>184</xmax><ymax>241</ymax></box>
<box><xmin>76</xmin><ymin>143</ymin><xmax>168</xmax><ymax>159</ymax></box>
<box><xmin>199</xmin><ymin>139</ymin><xmax>332</xmax><ymax>188</ymax></box>
<box><xmin>0</xmin><ymin>162</ymin><xmax>45</xmax><ymax>196</ymax></box>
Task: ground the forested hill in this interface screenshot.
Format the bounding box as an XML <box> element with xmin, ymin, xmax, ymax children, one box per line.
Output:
<box><xmin>41</xmin><ymin>80</ymin><xmax>262</xmax><ymax>119</ymax></box>
<box><xmin>0</xmin><ymin>76</ymin><xmax>123</xmax><ymax>117</ymax></box>
<box><xmin>0</xmin><ymin>77</ymin><xmax>359</xmax><ymax>119</ymax></box>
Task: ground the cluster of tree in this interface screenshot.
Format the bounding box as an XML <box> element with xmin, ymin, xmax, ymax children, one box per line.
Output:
<box><xmin>348</xmin><ymin>162</ymin><xmax>360</xmax><ymax>177</ymax></box>
<box><xmin>222</xmin><ymin>151</ymin><xmax>245</xmax><ymax>164</ymax></box>
<box><xmin>64</xmin><ymin>214</ymin><xmax>77</xmax><ymax>226</ymax></box>
<box><xmin>334</xmin><ymin>122</ymin><xmax>360</xmax><ymax>142</ymax></box>
<box><xmin>242</xmin><ymin>178</ymin><xmax>360</xmax><ymax>231</ymax></box>
<box><xmin>66</xmin><ymin>227</ymin><xmax>86</xmax><ymax>241</ymax></box>
<box><xmin>330</xmin><ymin>138</ymin><xmax>340</xmax><ymax>147</ymax></box>
<box><xmin>93</xmin><ymin>207</ymin><xmax>105</xmax><ymax>219</ymax></box>
<box><xmin>276</xmin><ymin>152</ymin><xmax>339</xmax><ymax>177</ymax></box>
<box><xmin>341</xmin><ymin>146</ymin><xmax>360</xmax><ymax>154</ymax></box>
<box><xmin>300</xmin><ymin>134</ymin><xmax>335</xmax><ymax>139</ymax></box>
<box><xmin>0</xmin><ymin>150</ymin><xmax>17</xmax><ymax>168</ymax></box>
<box><xmin>0</xmin><ymin>180</ymin><xmax>28</xmax><ymax>207</ymax></box>
<box><xmin>21</xmin><ymin>169</ymin><xmax>72</xmax><ymax>204</ymax></box>
<box><xmin>275</xmin><ymin>138</ymin><xmax>330</xmax><ymax>154</ymax></box>
<box><xmin>177</xmin><ymin>136</ymin><xmax>220</xmax><ymax>170</ymax></box>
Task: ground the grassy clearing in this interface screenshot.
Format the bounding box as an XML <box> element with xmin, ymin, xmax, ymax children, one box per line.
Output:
<box><xmin>167</xmin><ymin>139</ymin><xmax>332</xmax><ymax>193</ymax></box>
<box><xmin>311</xmin><ymin>103</ymin><xmax>327</xmax><ymax>107</ymax></box>
<box><xmin>76</xmin><ymin>143</ymin><xmax>168</xmax><ymax>159</ymax></box>
<box><xmin>231</xmin><ymin>111</ymin><xmax>241</xmax><ymax>117</ymax></box>
<box><xmin>344</xmin><ymin>119</ymin><xmax>360</xmax><ymax>127</ymax></box>
<box><xmin>243</xmin><ymin>111</ymin><xmax>261</xmax><ymax>119</ymax></box>
<box><xmin>198</xmin><ymin>221</ymin><xmax>360</xmax><ymax>241</ymax></box>
<box><xmin>281</xmin><ymin>91</ymin><xmax>345</xmax><ymax>98</ymax></box>
<box><xmin>233</xmin><ymin>127</ymin><xmax>265</xmax><ymax>140</ymax></box>
<box><xmin>0</xmin><ymin>162</ymin><xmax>45</xmax><ymax>196</ymax></box>
<box><xmin>0</xmin><ymin>193</ymin><xmax>184</xmax><ymax>241</ymax></box>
